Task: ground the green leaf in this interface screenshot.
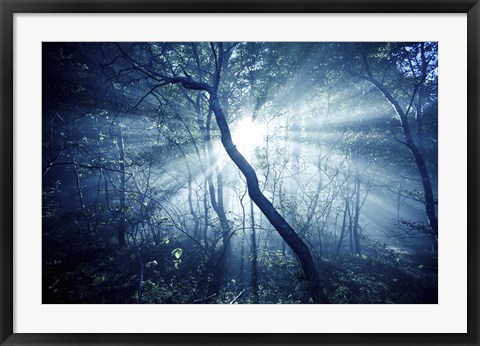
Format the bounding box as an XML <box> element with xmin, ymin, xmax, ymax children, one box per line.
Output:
<box><xmin>171</xmin><ymin>248</ymin><xmax>183</xmax><ymax>259</ymax></box>
<box><xmin>145</xmin><ymin>260</ymin><xmax>158</xmax><ymax>268</ymax></box>
<box><xmin>92</xmin><ymin>274</ymin><xmax>105</xmax><ymax>286</ymax></box>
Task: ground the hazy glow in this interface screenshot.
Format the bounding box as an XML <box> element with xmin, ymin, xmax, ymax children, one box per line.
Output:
<box><xmin>232</xmin><ymin>118</ymin><xmax>266</xmax><ymax>154</ymax></box>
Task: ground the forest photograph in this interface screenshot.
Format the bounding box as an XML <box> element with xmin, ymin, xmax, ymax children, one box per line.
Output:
<box><xmin>42</xmin><ymin>42</ymin><xmax>438</xmax><ymax>304</ymax></box>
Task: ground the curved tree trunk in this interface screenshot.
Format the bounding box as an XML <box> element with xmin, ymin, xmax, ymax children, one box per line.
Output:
<box><xmin>160</xmin><ymin>73</ymin><xmax>328</xmax><ymax>302</ymax></box>
<box><xmin>208</xmin><ymin>92</ymin><xmax>328</xmax><ymax>303</ymax></box>
<box><xmin>356</xmin><ymin>48</ymin><xmax>438</xmax><ymax>241</ymax></box>
<box><xmin>368</xmin><ymin>77</ymin><xmax>438</xmax><ymax>240</ymax></box>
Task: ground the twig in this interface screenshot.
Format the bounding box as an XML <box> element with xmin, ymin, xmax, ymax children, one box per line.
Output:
<box><xmin>229</xmin><ymin>288</ymin><xmax>247</xmax><ymax>304</ymax></box>
<box><xmin>193</xmin><ymin>293</ymin><xmax>217</xmax><ymax>304</ymax></box>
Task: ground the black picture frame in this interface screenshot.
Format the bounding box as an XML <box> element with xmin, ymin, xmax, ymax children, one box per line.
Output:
<box><xmin>1</xmin><ymin>1</ymin><xmax>479</xmax><ymax>345</ymax></box>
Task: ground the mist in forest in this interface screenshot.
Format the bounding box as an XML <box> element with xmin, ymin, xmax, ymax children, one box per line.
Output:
<box><xmin>42</xmin><ymin>42</ymin><xmax>438</xmax><ymax>304</ymax></box>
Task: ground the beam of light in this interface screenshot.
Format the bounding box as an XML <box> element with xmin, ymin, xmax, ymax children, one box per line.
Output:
<box><xmin>231</xmin><ymin>118</ymin><xmax>267</xmax><ymax>155</ymax></box>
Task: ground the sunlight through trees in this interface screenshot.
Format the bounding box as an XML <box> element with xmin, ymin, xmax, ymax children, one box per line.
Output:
<box><xmin>42</xmin><ymin>42</ymin><xmax>438</xmax><ymax>304</ymax></box>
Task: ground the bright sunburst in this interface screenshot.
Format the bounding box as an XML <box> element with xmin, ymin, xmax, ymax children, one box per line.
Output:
<box><xmin>232</xmin><ymin>118</ymin><xmax>267</xmax><ymax>155</ymax></box>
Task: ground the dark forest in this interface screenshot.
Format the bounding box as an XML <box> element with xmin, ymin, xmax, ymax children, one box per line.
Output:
<box><xmin>42</xmin><ymin>42</ymin><xmax>438</xmax><ymax>304</ymax></box>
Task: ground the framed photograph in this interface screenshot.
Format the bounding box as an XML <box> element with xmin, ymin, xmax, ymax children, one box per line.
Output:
<box><xmin>1</xmin><ymin>1</ymin><xmax>479</xmax><ymax>345</ymax></box>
